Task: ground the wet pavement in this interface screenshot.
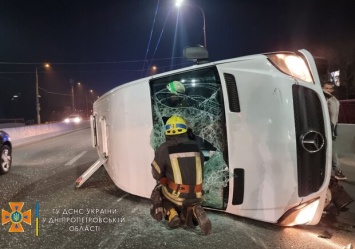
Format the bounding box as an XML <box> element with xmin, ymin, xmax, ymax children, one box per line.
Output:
<box><xmin>0</xmin><ymin>128</ymin><xmax>354</xmax><ymax>249</ymax></box>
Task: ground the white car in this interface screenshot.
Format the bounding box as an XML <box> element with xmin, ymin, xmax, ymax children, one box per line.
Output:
<box><xmin>64</xmin><ymin>115</ymin><xmax>82</xmax><ymax>124</ymax></box>
<box><xmin>0</xmin><ymin>130</ymin><xmax>12</xmax><ymax>175</ymax></box>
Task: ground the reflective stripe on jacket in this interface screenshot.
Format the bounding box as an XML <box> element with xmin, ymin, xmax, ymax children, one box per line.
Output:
<box><xmin>151</xmin><ymin>133</ymin><xmax>204</xmax><ymax>204</ymax></box>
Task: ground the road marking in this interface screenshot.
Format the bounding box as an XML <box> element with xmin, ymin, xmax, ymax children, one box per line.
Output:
<box><xmin>65</xmin><ymin>151</ymin><xmax>87</xmax><ymax>165</ymax></box>
<box><xmin>131</xmin><ymin>206</ymin><xmax>138</xmax><ymax>214</ymax></box>
<box><xmin>116</xmin><ymin>194</ymin><xmax>128</xmax><ymax>203</ymax></box>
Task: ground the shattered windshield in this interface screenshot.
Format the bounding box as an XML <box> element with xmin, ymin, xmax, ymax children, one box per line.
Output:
<box><xmin>149</xmin><ymin>67</ymin><xmax>230</xmax><ymax>209</ymax></box>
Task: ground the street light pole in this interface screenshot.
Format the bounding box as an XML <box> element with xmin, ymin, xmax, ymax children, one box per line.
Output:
<box><xmin>86</xmin><ymin>89</ymin><xmax>94</xmax><ymax>118</ymax></box>
<box><xmin>85</xmin><ymin>93</ymin><xmax>88</xmax><ymax>118</ymax></box>
<box><xmin>194</xmin><ymin>4</ymin><xmax>206</xmax><ymax>48</ymax></box>
<box><xmin>70</xmin><ymin>79</ymin><xmax>75</xmax><ymax>113</ymax></box>
<box><xmin>176</xmin><ymin>1</ymin><xmax>207</xmax><ymax>48</ymax></box>
<box><xmin>35</xmin><ymin>64</ymin><xmax>50</xmax><ymax>124</ymax></box>
<box><xmin>71</xmin><ymin>85</ymin><xmax>75</xmax><ymax>113</ymax></box>
<box><xmin>35</xmin><ymin>67</ymin><xmax>40</xmax><ymax>124</ymax></box>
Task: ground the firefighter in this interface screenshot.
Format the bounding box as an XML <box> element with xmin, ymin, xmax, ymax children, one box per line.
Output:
<box><xmin>150</xmin><ymin>115</ymin><xmax>212</xmax><ymax>235</ymax></box>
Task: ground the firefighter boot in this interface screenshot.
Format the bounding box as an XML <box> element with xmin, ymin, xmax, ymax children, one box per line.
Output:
<box><xmin>167</xmin><ymin>208</ymin><xmax>181</xmax><ymax>228</ymax></box>
<box><xmin>181</xmin><ymin>206</ymin><xmax>197</xmax><ymax>228</ymax></box>
<box><xmin>193</xmin><ymin>205</ymin><xmax>212</xmax><ymax>235</ymax></box>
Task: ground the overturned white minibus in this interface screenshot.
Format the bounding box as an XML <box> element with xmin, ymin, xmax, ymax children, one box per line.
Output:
<box><xmin>77</xmin><ymin>48</ymin><xmax>332</xmax><ymax>226</ymax></box>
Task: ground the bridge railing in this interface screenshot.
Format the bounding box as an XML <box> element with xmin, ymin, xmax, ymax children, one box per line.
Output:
<box><xmin>339</xmin><ymin>99</ymin><xmax>355</xmax><ymax>124</ymax></box>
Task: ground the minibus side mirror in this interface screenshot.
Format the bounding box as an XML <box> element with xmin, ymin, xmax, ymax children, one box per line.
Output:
<box><xmin>183</xmin><ymin>46</ymin><xmax>209</xmax><ymax>64</ymax></box>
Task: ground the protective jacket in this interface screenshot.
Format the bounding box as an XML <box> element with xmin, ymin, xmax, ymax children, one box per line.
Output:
<box><xmin>151</xmin><ymin>133</ymin><xmax>204</xmax><ymax>206</ymax></box>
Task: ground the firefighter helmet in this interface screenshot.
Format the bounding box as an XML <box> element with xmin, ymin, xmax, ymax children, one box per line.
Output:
<box><xmin>165</xmin><ymin>115</ymin><xmax>187</xmax><ymax>135</ymax></box>
<box><xmin>166</xmin><ymin>81</ymin><xmax>185</xmax><ymax>95</ymax></box>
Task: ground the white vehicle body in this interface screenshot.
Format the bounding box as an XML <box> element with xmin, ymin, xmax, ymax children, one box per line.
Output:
<box><xmin>81</xmin><ymin>49</ymin><xmax>332</xmax><ymax>226</ymax></box>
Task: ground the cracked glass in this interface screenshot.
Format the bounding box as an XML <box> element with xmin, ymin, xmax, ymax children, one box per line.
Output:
<box><xmin>149</xmin><ymin>67</ymin><xmax>230</xmax><ymax>209</ymax></box>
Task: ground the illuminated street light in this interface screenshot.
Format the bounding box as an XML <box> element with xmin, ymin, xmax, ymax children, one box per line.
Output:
<box><xmin>175</xmin><ymin>0</ymin><xmax>207</xmax><ymax>48</ymax></box>
<box><xmin>70</xmin><ymin>81</ymin><xmax>83</xmax><ymax>113</ymax></box>
<box><xmin>175</xmin><ymin>0</ymin><xmax>183</xmax><ymax>7</ymax></box>
<box><xmin>150</xmin><ymin>66</ymin><xmax>158</xmax><ymax>75</ymax></box>
<box><xmin>35</xmin><ymin>63</ymin><xmax>50</xmax><ymax>124</ymax></box>
<box><xmin>86</xmin><ymin>89</ymin><xmax>95</xmax><ymax>118</ymax></box>
<box><xmin>73</xmin><ymin>82</ymin><xmax>97</xmax><ymax>118</ymax></box>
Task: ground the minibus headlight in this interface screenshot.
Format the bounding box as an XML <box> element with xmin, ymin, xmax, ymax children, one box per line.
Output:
<box><xmin>267</xmin><ymin>54</ymin><xmax>313</xmax><ymax>83</ymax></box>
<box><xmin>278</xmin><ymin>198</ymin><xmax>320</xmax><ymax>226</ymax></box>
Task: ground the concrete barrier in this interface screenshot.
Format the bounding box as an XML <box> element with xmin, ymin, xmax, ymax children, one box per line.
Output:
<box><xmin>0</xmin><ymin>123</ymin><xmax>25</xmax><ymax>129</ymax></box>
<box><xmin>2</xmin><ymin>120</ymin><xmax>354</xmax><ymax>157</ymax></box>
<box><xmin>2</xmin><ymin>120</ymin><xmax>90</xmax><ymax>147</ymax></box>
<box><xmin>335</xmin><ymin>124</ymin><xmax>355</xmax><ymax>156</ymax></box>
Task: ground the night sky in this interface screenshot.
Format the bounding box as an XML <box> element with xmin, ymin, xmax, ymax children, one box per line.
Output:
<box><xmin>1</xmin><ymin>0</ymin><xmax>355</xmax><ymax>122</ymax></box>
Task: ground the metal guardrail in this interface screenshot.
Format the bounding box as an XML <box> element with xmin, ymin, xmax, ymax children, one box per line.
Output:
<box><xmin>339</xmin><ymin>99</ymin><xmax>355</xmax><ymax>124</ymax></box>
<box><xmin>0</xmin><ymin>118</ymin><xmax>25</xmax><ymax>124</ymax></box>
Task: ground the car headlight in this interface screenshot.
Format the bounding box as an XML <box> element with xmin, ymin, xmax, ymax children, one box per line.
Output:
<box><xmin>278</xmin><ymin>198</ymin><xmax>320</xmax><ymax>226</ymax></box>
<box><xmin>74</xmin><ymin>117</ymin><xmax>81</xmax><ymax>123</ymax></box>
<box><xmin>267</xmin><ymin>53</ymin><xmax>313</xmax><ymax>83</ymax></box>
<box><xmin>64</xmin><ymin>118</ymin><xmax>70</xmax><ymax>123</ymax></box>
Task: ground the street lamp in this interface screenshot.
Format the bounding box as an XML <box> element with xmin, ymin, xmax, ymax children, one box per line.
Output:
<box><xmin>175</xmin><ymin>0</ymin><xmax>207</xmax><ymax>48</ymax></box>
<box><xmin>70</xmin><ymin>80</ymin><xmax>82</xmax><ymax>113</ymax></box>
<box><xmin>85</xmin><ymin>89</ymin><xmax>95</xmax><ymax>118</ymax></box>
<box><xmin>73</xmin><ymin>82</ymin><xmax>96</xmax><ymax>117</ymax></box>
<box><xmin>151</xmin><ymin>66</ymin><xmax>158</xmax><ymax>75</ymax></box>
<box><xmin>35</xmin><ymin>63</ymin><xmax>50</xmax><ymax>124</ymax></box>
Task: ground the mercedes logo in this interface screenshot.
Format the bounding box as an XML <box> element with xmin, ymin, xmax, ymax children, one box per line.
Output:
<box><xmin>300</xmin><ymin>131</ymin><xmax>325</xmax><ymax>153</ymax></box>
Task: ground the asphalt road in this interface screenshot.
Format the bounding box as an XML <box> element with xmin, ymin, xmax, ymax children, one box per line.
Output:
<box><xmin>0</xmin><ymin>128</ymin><xmax>354</xmax><ymax>249</ymax></box>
